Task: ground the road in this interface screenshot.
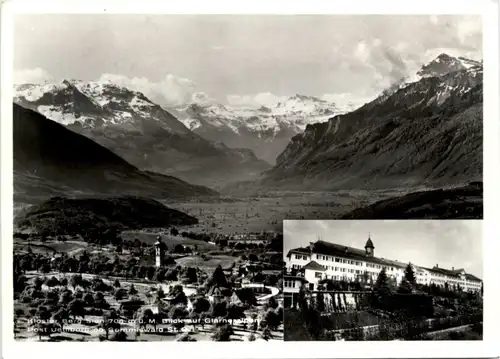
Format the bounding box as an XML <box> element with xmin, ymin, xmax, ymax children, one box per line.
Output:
<box><xmin>241</xmin><ymin>283</ymin><xmax>280</xmax><ymax>302</ymax></box>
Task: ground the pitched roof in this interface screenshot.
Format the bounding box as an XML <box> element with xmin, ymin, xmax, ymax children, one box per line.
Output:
<box><xmin>310</xmin><ymin>240</ymin><xmax>406</xmax><ymax>268</ymax></box>
<box><xmin>286</xmin><ymin>247</ymin><xmax>310</xmax><ymax>257</ymax></box>
<box><xmin>302</xmin><ymin>260</ymin><xmax>326</xmax><ymax>271</ymax></box>
<box><xmin>207</xmin><ymin>285</ymin><xmax>230</xmax><ymax>297</ymax></box>
<box><xmin>418</xmin><ymin>266</ymin><xmax>482</xmax><ymax>282</ymax></box>
<box><xmin>465</xmin><ymin>273</ymin><xmax>482</xmax><ymax>282</ymax></box>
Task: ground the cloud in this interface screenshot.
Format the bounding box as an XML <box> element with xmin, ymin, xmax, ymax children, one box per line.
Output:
<box><xmin>455</xmin><ymin>16</ymin><xmax>482</xmax><ymax>45</ymax></box>
<box><xmin>353</xmin><ymin>41</ymin><xmax>371</xmax><ymax>63</ymax></box>
<box><xmin>98</xmin><ymin>73</ymin><xmax>197</xmax><ymax>106</ymax></box>
<box><xmin>14</xmin><ymin>68</ymin><xmax>53</xmax><ymax>84</ymax></box>
<box><xmin>226</xmin><ymin>92</ymin><xmax>286</xmax><ymax>107</ymax></box>
<box><xmin>321</xmin><ymin>92</ymin><xmax>376</xmax><ymax>109</ymax></box>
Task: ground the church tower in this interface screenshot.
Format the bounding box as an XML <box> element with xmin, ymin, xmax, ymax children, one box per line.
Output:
<box><xmin>365</xmin><ymin>235</ymin><xmax>374</xmax><ymax>258</ymax></box>
<box><xmin>154</xmin><ymin>236</ymin><xmax>165</xmax><ymax>267</ymax></box>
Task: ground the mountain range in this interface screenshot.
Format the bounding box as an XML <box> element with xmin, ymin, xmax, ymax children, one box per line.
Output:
<box><xmin>14</xmin><ymin>80</ymin><xmax>270</xmax><ymax>188</ymax></box>
<box><xmin>229</xmin><ymin>53</ymin><xmax>483</xmax><ymax>191</ymax></box>
<box><xmin>13</xmin><ymin>103</ymin><xmax>216</xmax><ymax>204</ymax></box>
<box><xmin>168</xmin><ymin>94</ymin><xmax>359</xmax><ymax>164</ymax></box>
<box><xmin>14</xmin><ymin>52</ymin><xmax>483</xmax><ymax>199</ymax></box>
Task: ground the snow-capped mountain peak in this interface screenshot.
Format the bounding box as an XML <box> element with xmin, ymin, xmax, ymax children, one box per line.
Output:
<box><xmin>14</xmin><ymin>80</ymin><xmax>189</xmax><ymax>133</ymax></box>
<box><xmin>375</xmin><ymin>53</ymin><xmax>482</xmax><ymax>103</ymax></box>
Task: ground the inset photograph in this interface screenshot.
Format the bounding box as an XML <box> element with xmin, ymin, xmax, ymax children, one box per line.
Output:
<box><xmin>283</xmin><ymin>220</ymin><xmax>483</xmax><ymax>341</ymax></box>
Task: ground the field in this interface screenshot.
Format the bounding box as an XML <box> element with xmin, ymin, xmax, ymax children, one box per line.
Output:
<box><xmin>175</xmin><ymin>255</ymin><xmax>236</xmax><ymax>271</ymax></box>
<box><xmin>121</xmin><ymin>231</ymin><xmax>217</xmax><ymax>251</ymax></box>
<box><xmin>162</xmin><ymin>189</ymin><xmax>413</xmax><ymax>233</ymax></box>
<box><xmin>14</xmin><ymin>239</ymin><xmax>89</xmax><ymax>256</ymax></box>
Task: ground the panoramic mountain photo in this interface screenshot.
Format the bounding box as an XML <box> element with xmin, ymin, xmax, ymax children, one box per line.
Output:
<box><xmin>11</xmin><ymin>14</ymin><xmax>482</xmax><ymax>343</ymax></box>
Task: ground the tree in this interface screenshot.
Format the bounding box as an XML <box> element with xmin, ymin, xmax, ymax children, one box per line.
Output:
<box><xmin>173</xmin><ymin>244</ymin><xmax>185</xmax><ymax>254</ymax></box>
<box><xmin>372</xmin><ymin>268</ymin><xmax>391</xmax><ymax>309</ymax></box>
<box><xmin>84</xmin><ymin>292</ymin><xmax>95</xmax><ymax>306</ymax></box>
<box><xmin>59</xmin><ymin>290</ymin><xmax>73</xmax><ymax>306</ymax></box>
<box><xmin>211</xmin><ymin>265</ymin><xmax>228</xmax><ymax>287</ymax></box>
<box><xmin>140</xmin><ymin>308</ymin><xmax>156</xmax><ymax>330</ymax></box>
<box><xmin>264</xmin><ymin>309</ymin><xmax>282</xmax><ymax>330</ymax></box>
<box><xmin>69</xmin><ymin>299</ymin><xmax>86</xmax><ymax>319</ymax></box>
<box><xmin>115</xmin><ymin>288</ymin><xmax>128</xmax><ymax>301</ymax></box>
<box><xmin>225</xmin><ymin>304</ymin><xmax>245</xmax><ymax>325</ymax></box>
<box><xmin>45</xmin><ymin>276</ymin><xmax>60</xmax><ymax>288</ymax></box>
<box><xmin>156</xmin><ymin>287</ymin><xmax>166</xmax><ymax>300</ymax></box>
<box><xmin>212</xmin><ymin>324</ymin><xmax>234</xmax><ymax>341</ymax></box>
<box><xmin>154</xmin><ymin>268</ymin><xmax>166</xmax><ymax>282</ymax></box>
<box><xmin>170</xmin><ymin>227</ymin><xmax>179</xmax><ymax>236</ymax></box>
<box><xmin>211</xmin><ymin>301</ymin><xmax>228</xmax><ymax>318</ymax></box>
<box><xmin>266</xmin><ymin>296</ymin><xmax>278</xmax><ymax>310</ymax></box>
<box><xmin>404</xmin><ymin>263</ymin><xmax>416</xmax><ymax>286</ymax></box>
<box><xmin>129</xmin><ymin>284</ymin><xmax>138</xmax><ymax>296</ymax></box>
<box><xmin>37</xmin><ymin>306</ymin><xmax>52</xmax><ymax>321</ymax></box>
<box><xmin>193</xmin><ymin>297</ymin><xmax>211</xmax><ymax>314</ymax></box>
<box><xmin>186</xmin><ymin>267</ymin><xmax>198</xmax><ymax>283</ymax></box>
<box><xmin>172</xmin><ymin>291</ymin><xmax>188</xmax><ymax>306</ymax></box>
<box><xmin>165</xmin><ymin>269</ymin><xmax>178</xmax><ymax>281</ymax></box>
<box><xmin>316</xmin><ymin>292</ymin><xmax>325</xmax><ymax>312</ymax></box>
<box><xmin>262</xmin><ymin>327</ymin><xmax>273</xmax><ymax>341</ymax></box>
<box><xmin>70</xmin><ymin>274</ymin><xmax>83</xmax><ymax>289</ymax></box>
<box><xmin>398</xmin><ymin>278</ymin><xmax>413</xmax><ymax>294</ymax></box>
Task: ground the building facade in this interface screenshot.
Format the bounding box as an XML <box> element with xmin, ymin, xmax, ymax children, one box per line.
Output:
<box><xmin>285</xmin><ymin>238</ymin><xmax>482</xmax><ymax>293</ymax></box>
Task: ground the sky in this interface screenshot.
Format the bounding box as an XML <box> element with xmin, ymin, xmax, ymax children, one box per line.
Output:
<box><xmin>13</xmin><ymin>14</ymin><xmax>482</xmax><ymax>107</ymax></box>
<box><xmin>283</xmin><ymin>220</ymin><xmax>483</xmax><ymax>278</ymax></box>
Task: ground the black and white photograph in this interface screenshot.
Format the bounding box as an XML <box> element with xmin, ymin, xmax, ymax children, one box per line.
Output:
<box><xmin>283</xmin><ymin>220</ymin><xmax>483</xmax><ymax>341</ymax></box>
<box><xmin>1</xmin><ymin>1</ymin><xmax>495</xmax><ymax>353</ymax></box>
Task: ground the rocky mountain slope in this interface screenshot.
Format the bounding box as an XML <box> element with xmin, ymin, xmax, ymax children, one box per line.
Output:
<box><xmin>169</xmin><ymin>95</ymin><xmax>357</xmax><ymax>164</ymax></box>
<box><xmin>13</xmin><ymin>103</ymin><xmax>217</xmax><ymax>204</ymax></box>
<box><xmin>14</xmin><ymin>80</ymin><xmax>270</xmax><ymax>188</ymax></box>
<box><xmin>259</xmin><ymin>54</ymin><xmax>483</xmax><ymax>190</ymax></box>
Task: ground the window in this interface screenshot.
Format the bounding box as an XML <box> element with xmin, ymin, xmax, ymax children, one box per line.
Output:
<box><xmin>315</xmin><ymin>272</ymin><xmax>323</xmax><ymax>278</ymax></box>
<box><xmin>335</xmin><ymin>258</ymin><xmax>341</xmax><ymax>263</ymax></box>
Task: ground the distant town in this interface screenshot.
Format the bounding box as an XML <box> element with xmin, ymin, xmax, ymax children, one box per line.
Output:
<box><xmin>13</xmin><ymin>228</ymin><xmax>284</xmax><ymax>342</ymax></box>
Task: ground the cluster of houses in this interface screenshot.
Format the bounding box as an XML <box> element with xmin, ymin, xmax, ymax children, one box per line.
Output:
<box><xmin>283</xmin><ymin>237</ymin><xmax>482</xmax><ymax>307</ymax></box>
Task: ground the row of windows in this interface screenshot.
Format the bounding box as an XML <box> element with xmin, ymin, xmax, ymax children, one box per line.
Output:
<box><xmin>284</xmin><ymin>280</ymin><xmax>298</xmax><ymax>288</ymax></box>
<box><xmin>294</xmin><ymin>254</ymin><xmax>309</xmax><ymax>260</ymax></box>
<box><xmin>314</xmin><ymin>254</ymin><xmax>398</xmax><ymax>272</ymax></box>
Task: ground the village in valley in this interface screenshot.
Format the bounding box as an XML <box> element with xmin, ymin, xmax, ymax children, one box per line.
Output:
<box><xmin>13</xmin><ymin>225</ymin><xmax>284</xmax><ymax>342</ymax></box>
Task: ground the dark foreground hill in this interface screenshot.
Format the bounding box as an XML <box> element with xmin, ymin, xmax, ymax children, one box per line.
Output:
<box><xmin>15</xmin><ymin>196</ymin><xmax>198</xmax><ymax>236</ymax></box>
<box><xmin>339</xmin><ymin>182</ymin><xmax>482</xmax><ymax>219</ymax></box>
<box><xmin>13</xmin><ymin>103</ymin><xmax>217</xmax><ymax>203</ymax></box>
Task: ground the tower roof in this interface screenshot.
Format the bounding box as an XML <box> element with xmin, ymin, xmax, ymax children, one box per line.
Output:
<box><xmin>365</xmin><ymin>237</ymin><xmax>374</xmax><ymax>248</ymax></box>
